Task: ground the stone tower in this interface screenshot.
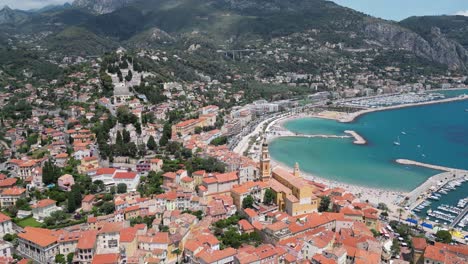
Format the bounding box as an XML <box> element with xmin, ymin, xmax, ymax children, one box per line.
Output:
<box><xmin>259</xmin><ymin>140</ymin><xmax>271</xmax><ymax>181</ymax></box>
<box><xmin>293</xmin><ymin>162</ymin><xmax>301</xmax><ymax>177</ymax></box>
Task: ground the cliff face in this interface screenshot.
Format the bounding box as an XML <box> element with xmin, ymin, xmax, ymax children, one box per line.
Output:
<box><xmin>363</xmin><ymin>22</ymin><xmax>468</xmax><ymax>70</ymax></box>
<box><xmin>72</xmin><ymin>0</ymin><xmax>136</xmax><ymax>14</ymax></box>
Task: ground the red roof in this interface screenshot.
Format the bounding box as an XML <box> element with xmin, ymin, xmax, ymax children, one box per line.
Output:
<box><xmin>0</xmin><ymin>212</ymin><xmax>11</xmax><ymax>223</ymax></box>
<box><xmin>96</xmin><ymin>168</ymin><xmax>117</xmax><ymax>175</ymax></box>
<box><xmin>412</xmin><ymin>237</ymin><xmax>427</xmax><ymax>251</ymax></box>
<box><xmin>92</xmin><ymin>253</ymin><xmax>120</xmax><ymax>264</ymax></box>
<box><xmin>32</xmin><ymin>199</ymin><xmax>56</xmax><ymax>208</ymax></box>
<box><xmin>120</xmin><ymin>227</ymin><xmax>137</xmax><ymax>243</ymax></box>
<box><xmin>0</xmin><ymin>178</ymin><xmax>17</xmax><ymax>187</ymax></box>
<box><xmin>82</xmin><ymin>194</ymin><xmax>95</xmax><ymax>203</ymax></box>
<box><xmin>113</xmin><ymin>172</ymin><xmax>137</xmax><ymax>179</ymax></box>
<box><xmin>2</xmin><ymin>187</ymin><xmax>26</xmax><ymax>196</ymax></box>
<box><xmin>77</xmin><ymin>230</ymin><xmax>98</xmax><ymax>249</ymax></box>
<box><xmin>18</xmin><ymin>227</ymin><xmax>57</xmax><ymax>247</ymax></box>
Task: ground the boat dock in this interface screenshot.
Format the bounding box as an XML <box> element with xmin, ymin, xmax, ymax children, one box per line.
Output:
<box><xmin>450</xmin><ymin>206</ymin><xmax>468</xmax><ymax>228</ymax></box>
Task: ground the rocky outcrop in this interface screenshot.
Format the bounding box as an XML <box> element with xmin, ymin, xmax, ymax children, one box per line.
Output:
<box><xmin>363</xmin><ymin>22</ymin><xmax>468</xmax><ymax>70</ymax></box>
<box><xmin>72</xmin><ymin>0</ymin><xmax>136</xmax><ymax>14</ymax></box>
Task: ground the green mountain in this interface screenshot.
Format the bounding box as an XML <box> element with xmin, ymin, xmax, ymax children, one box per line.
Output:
<box><xmin>42</xmin><ymin>26</ymin><xmax>118</xmax><ymax>56</ymax></box>
<box><xmin>0</xmin><ymin>6</ymin><xmax>30</xmax><ymax>25</ymax></box>
<box><xmin>2</xmin><ymin>0</ymin><xmax>468</xmax><ymax>71</ymax></box>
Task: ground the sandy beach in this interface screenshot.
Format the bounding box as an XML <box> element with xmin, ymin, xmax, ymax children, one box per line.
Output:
<box><xmin>233</xmin><ymin>93</ymin><xmax>468</xmax><ymax>216</ymax></box>
<box><xmin>270</xmin><ymin>158</ymin><xmax>407</xmax><ymax>213</ymax></box>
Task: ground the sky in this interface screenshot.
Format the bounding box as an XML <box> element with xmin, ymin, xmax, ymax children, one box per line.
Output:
<box><xmin>332</xmin><ymin>0</ymin><xmax>468</xmax><ymax>21</ymax></box>
<box><xmin>1</xmin><ymin>0</ymin><xmax>468</xmax><ymax>20</ymax></box>
<box><xmin>1</xmin><ymin>0</ymin><xmax>70</xmax><ymax>10</ymax></box>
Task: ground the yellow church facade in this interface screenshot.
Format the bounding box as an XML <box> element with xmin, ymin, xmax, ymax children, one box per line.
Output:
<box><xmin>259</xmin><ymin>141</ymin><xmax>320</xmax><ymax>216</ymax></box>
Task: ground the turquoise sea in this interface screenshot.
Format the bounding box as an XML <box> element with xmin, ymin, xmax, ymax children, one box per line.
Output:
<box><xmin>270</xmin><ymin>90</ymin><xmax>468</xmax><ymax>192</ymax></box>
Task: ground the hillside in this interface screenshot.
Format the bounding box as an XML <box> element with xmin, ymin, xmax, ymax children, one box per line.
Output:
<box><xmin>400</xmin><ymin>15</ymin><xmax>468</xmax><ymax>48</ymax></box>
<box><xmin>1</xmin><ymin>0</ymin><xmax>467</xmax><ymax>71</ymax></box>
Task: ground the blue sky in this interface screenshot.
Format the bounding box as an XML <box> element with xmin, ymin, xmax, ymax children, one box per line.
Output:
<box><xmin>332</xmin><ymin>0</ymin><xmax>468</xmax><ymax>21</ymax></box>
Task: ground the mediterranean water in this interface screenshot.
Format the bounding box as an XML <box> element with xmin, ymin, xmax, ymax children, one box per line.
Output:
<box><xmin>270</xmin><ymin>90</ymin><xmax>468</xmax><ymax>192</ymax></box>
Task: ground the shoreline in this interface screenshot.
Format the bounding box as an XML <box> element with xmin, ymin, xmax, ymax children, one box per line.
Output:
<box><xmin>270</xmin><ymin>158</ymin><xmax>407</xmax><ymax>212</ymax></box>
<box><xmin>265</xmin><ymin>96</ymin><xmax>468</xmax><ymax>203</ymax></box>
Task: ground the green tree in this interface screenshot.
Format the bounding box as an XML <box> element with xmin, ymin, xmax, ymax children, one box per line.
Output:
<box><xmin>391</xmin><ymin>238</ymin><xmax>400</xmax><ymax>256</ymax></box>
<box><xmin>42</xmin><ymin>159</ymin><xmax>61</xmax><ymax>185</ymax></box>
<box><xmin>117</xmin><ymin>183</ymin><xmax>127</xmax><ymax>194</ymax></box>
<box><xmin>210</xmin><ymin>136</ymin><xmax>228</xmax><ymax>146</ymax></box>
<box><xmin>99</xmin><ymin>202</ymin><xmax>115</xmax><ymax>215</ymax></box>
<box><xmin>55</xmin><ymin>254</ymin><xmax>66</xmax><ymax>264</ymax></box>
<box><xmin>377</xmin><ymin>202</ymin><xmax>389</xmax><ymax>211</ymax></box>
<box><xmin>147</xmin><ymin>135</ymin><xmax>157</xmax><ymax>151</ymax></box>
<box><xmin>263</xmin><ymin>189</ymin><xmax>276</xmax><ymax>205</ymax></box>
<box><xmin>125</xmin><ymin>70</ymin><xmax>133</xmax><ymax>82</ymax></box>
<box><xmin>242</xmin><ymin>195</ymin><xmax>254</xmax><ymax>209</ymax></box>
<box><xmin>318</xmin><ymin>196</ymin><xmax>331</xmax><ymax>212</ymax></box>
<box><xmin>435</xmin><ymin>230</ymin><xmax>452</xmax><ymax>243</ymax></box>
<box><xmin>67</xmin><ymin>253</ymin><xmax>74</xmax><ymax>264</ymax></box>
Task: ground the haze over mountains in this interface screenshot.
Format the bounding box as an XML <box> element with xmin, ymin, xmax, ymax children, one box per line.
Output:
<box><xmin>0</xmin><ymin>0</ymin><xmax>467</xmax><ymax>71</ymax></box>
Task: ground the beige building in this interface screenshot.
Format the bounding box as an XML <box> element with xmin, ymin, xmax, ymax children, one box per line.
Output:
<box><xmin>0</xmin><ymin>187</ymin><xmax>27</xmax><ymax>208</ymax></box>
<box><xmin>0</xmin><ymin>212</ymin><xmax>13</xmax><ymax>237</ymax></box>
<box><xmin>17</xmin><ymin>227</ymin><xmax>59</xmax><ymax>264</ymax></box>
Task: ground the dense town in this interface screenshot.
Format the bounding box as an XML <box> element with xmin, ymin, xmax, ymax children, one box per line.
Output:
<box><xmin>0</xmin><ymin>46</ymin><xmax>467</xmax><ymax>264</ymax></box>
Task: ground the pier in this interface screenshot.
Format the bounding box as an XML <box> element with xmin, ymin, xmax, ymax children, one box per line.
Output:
<box><xmin>344</xmin><ymin>130</ymin><xmax>366</xmax><ymax>145</ymax></box>
<box><xmin>395</xmin><ymin>159</ymin><xmax>465</xmax><ymax>172</ymax></box>
<box><xmin>450</xmin><ymin>206</ymin><xmax>468</xmax><ymax>228</ymax></box>
<box><xmin>400</xmin><ymin>159</ymin><xmax>468</xmax><ymax>207</ymax></box>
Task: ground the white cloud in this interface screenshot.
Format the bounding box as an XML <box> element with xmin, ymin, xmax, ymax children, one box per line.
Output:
<box><xmin>1</xmin><ymin>0</ymin><xmax>70</xmax><ymax>10</ymax></box>
<box><xmin>454</xmin><ymin>10</ymin><xmax>468</xmax><ymax>16</ymax></box>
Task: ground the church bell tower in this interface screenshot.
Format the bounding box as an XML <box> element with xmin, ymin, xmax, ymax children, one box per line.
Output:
<box><xmin>259</xmin><ymin>140</ymin><xmax>271</xmax><ymax>181</ymax></box>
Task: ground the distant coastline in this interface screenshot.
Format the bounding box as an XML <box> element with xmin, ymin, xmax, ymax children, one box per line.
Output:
<box><xmin>309</xmin><ymin>94</ymin><xmax>468</xmax><ymax>123</ymax></box>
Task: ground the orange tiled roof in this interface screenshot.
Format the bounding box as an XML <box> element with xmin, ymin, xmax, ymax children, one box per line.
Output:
<box><xmin>120</xmin><ymin>227</ymin><xmax>138</xmax><ymax>243</ymax></box>
<box><xmin>196</xmin><ymin>247</ymin><xmax>237</xmax><ymax>263</ymax></box>
<box><xmin>2</xmin><ymin>187</ymin><xmax>26</xmax><ymax>196</ymax></box>
<box><xmin>113</xmin><ymin>172</ymin><xmax>137</xmax><ymax>179</ymax></box>
<box><xmin>96</xmin><ymin>168</ymin><xmax>117</xmax><ymax>175</ymax></box>
<box><xmin>77</xmin><ymin>230</ymin><xmax>98</xmax><ymax>249</ymax></box>
<box><xmin>91</xmin><ymin>253</ymin><xmax>120</xmax><ymax>264</ymax></box>
<box><xmin>32</xmin><ymin>199</ymin><xmax>56</xmax><ymax>208</ymax></box>
<box><xmin>0</xmin><ymin>178</ymin><xmax>17</xmax><ymax>187</ymax></box>
<box><xmin>0</xmin><ymin>212</ymin><xmax>11</xmax><ymax>223</ymax></box>
<box><xmin>18</xmin><ymin>227</ymin><xmax>57</xmax><ymax>247</ymax></box>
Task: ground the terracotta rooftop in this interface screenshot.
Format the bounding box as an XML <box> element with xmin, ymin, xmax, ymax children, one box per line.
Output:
<box><xmin>113</xmin><ymin>172</ymin><xmax>137</xmax><ymax>179</ymax></box>
<box><xmin>2</xmin><ymin>187</ymin><xmax>26</xmax><ymax>196</ymax></box>
<box><xmin>77</xmin><ymin>230</ymin><xmax>98</xmax><ymax>249</ymax></box>
<box><xmin>0</xmin><ymin>212</ymin><xmax>11</xmax><ymax>223</ymax></box>
<box><xmin>0</xmin><ymin>178</ymin><xmax>17</xmax><ymax>187</ymax></box>
<box><xmin>18</xmin><ymin>227</ymin><xmax>57</xmax><ymax>247</ymax></box>
<box><xmin>31</xmin><ymin>199</ymin><xmax>56</xmax><ymax>208</ymax></box>
<box><xmin>91</xmin><ymin>253</ymin><xmax>120</xmax><ymax>264</ymax></box>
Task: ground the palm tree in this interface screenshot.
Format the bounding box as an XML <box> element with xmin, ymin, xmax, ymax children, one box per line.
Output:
<box><xmin>172</xmin><ymin>248</ymin><xmax>181</xmax><ymax>264</ymax></box>
<box><xmin>397</xmin><ymin>208</ymin><xmax>405</xmax><ymax>223</ymax></box>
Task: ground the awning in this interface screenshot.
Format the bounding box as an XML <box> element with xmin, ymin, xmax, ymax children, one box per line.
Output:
<box><xmin>421</xmin><ymin>222</ymin><xmax>433</xmax><ymax>229</ymax></box>
<box><xmin>406</xmin><ymin>218</ymin><xmax>418</xmax><ymax>224</ymax></box>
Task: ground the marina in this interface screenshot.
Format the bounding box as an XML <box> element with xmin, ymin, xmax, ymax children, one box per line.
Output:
<box><xmin>338</xmin><ymin>92</ymin><xmax>447</xmax><ymax>108</ymax></box>
<box><xmin>412</xmin><ymin>178</ymin><xmax>468</xmax><ymax>231</ymax></box>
